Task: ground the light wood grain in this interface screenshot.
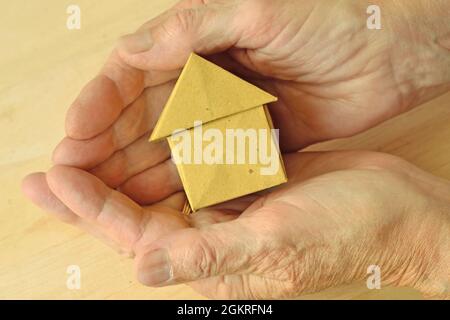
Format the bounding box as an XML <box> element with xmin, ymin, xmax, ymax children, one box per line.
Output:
<box><xmin>0</xmin><ymin>0</ymin><xmax>447</xmax><ymax>299</ymax></box>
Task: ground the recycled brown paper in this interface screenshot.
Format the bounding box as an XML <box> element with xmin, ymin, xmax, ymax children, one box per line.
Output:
<box><xmin>149</xmin><ymin>53</ymin><xmax>287</xmax><ymax>211</ymax></box>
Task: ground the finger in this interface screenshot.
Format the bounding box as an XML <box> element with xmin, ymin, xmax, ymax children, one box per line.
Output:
<box><xmin>117</xmin><ymin>1</ymin><xmax>245</xmax><ymax>70</ymax></box>
<box><xmin>22</xmin><ymin>172</ymin><xmax>78</xmax><ymax>223</ymax></box>
<box><xmin>228</xmin><ymin>48</ymin><xmax>277</xmax><ymax>79</ymax></box>
<box><xmin>53</xmin><ymin>130</ymin><xmax>116</xmax><ymax>169</ymax></box>
<box><xmin>90</xmin><ymin>136</ymin><xmax>170</xmax><ymax>188</ymax></box>
<box><xmin>144</xmin><ymin>68</ymin><xmax>181</xmax><ymax>87</ymax></box>
<box><xmin>187</xmin><ymin>208</ymin><xmax>240</xmax><ymax>228</ymax></box>
<box><xmin>135</xmin><ymin>217</ymin><xmax>259</xmax><ymax>286</ymax></box>
<box><xmin>206</xmin><ymin>52</ymin><xmax>269</xmax><ymax>81</ymax></box>
<box><xmin>208</xmin><ymin>194</ymin><xmax>259</xmax><ymax>213</ymax></box>
<box><xmin>66</xmin><ymin>47</ymin><xmax>182</xmax><ymax>141</ymax></box>
<box><xmin>46</xmin><ymin>165</ymin><xmax>145</xmax><ymax>249</ymax></box>
<box><xmin>153</xmin><ymin>192</ymin><xmax>187</xmax><ymax>211</ymax></box>
<box><xmin>118</xmin><ymin>159</ymin><xmax>183</xmax><ymax>205</ymax></box>
<box><xmin>54</xmin><ymin>81</ymin><xmax>174</xmax><ymax>169</ymax></box>
<box><xmin>21</xmin><ymin>172</ymin><xmax>126</xmax><ymax>253</ymax></box>
<box><xmin>66</xmin><ymin>51</ymin><xmax>145</xmax><ymax>140</ymax></box>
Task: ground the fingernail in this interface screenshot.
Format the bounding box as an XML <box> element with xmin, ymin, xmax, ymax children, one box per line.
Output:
<box><xmin>138</xmin><ymin>249</ymin><xmax>172</xmax><ymax>286</ymax></box>
<box><xmin>119</xmin><ymin>31</ymin><xmax>153</xmax><ymax>54</ymax></box>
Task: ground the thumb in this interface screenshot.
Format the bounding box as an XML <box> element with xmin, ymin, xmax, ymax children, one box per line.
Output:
<box><xmin>135</xmin><ymin>218</ymin><xmax>261</xmax><ymax>286</ymax></box>
<box><xmin>117</xmin><ymin>0</ymin><xmax>244</xmax><ymax>70</ymax></box>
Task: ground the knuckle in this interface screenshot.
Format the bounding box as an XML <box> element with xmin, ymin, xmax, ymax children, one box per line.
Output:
<box><xmin>166</xmin><ymin>8</ymin><xmax>198</xmax><ymax>35</ymax></box>
<box><xmin>126</xmin><ymin>53</ymin><xmax>150</xmax><ymax>68</ymax></box>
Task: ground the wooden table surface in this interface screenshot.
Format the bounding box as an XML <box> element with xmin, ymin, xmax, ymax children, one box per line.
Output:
<box><xmin>1</xmin><ymin>0</ymin><xmax>448</xmax><ymax>299</ymax></box>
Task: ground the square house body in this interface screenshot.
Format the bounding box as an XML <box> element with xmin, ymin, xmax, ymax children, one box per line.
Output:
<box><xmin>149</xmin><ymin>53</ymin><xmax>287</xmax><ymax>211</ymax></box>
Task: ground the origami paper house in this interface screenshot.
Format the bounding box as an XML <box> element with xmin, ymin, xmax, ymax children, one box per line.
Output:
<box><xmin>149</xmin><ymin>53</ymin><xmax>287</xmax><ymax>212</ymax></box>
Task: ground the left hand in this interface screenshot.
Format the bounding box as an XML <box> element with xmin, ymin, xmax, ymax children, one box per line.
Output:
<box><xmin>22</xmin><ymin>150</ymin><xmax>450</xmax><ymax>299</ymax></box>
<box><xmin>32</xmin><ymin>0</ymin><xmax>450</xmax><ymax>209</ymax></box>
<box><xmin>23</xmin><ymin>0</ymin><xmax>448</xmax><ymax>210</ymax></box>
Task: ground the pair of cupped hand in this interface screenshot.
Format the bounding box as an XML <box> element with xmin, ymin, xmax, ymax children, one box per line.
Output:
<box><xmin>22</xmin><ymin>0</ymin><xmax>450</xmax><ymax>299</ymax></box>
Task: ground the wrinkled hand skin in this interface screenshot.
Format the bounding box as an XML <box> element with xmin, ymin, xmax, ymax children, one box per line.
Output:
<box><xmin>22</xmin><ymin>0</ymin><xmax>450</xmax><ymax>299</ymax></box>
<box><xmin>23</xmin><ymin>151</ymin><xmax>450</xmax><ymax>299</ymax></box>
<box><xmin>117</xmin><ymin>0</ymin><xmax>450</xmax><ymax>152</ymax></box>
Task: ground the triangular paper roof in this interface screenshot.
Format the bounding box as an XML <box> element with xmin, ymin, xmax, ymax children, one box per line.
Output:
<box><xmin>149</xmin><ymin>53</ymin><xmax>277</xmax><ymax>141</ymax></box>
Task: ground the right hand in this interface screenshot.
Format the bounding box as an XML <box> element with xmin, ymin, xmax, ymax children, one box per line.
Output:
<box><xmin>23</xmin><ymin>151</ymin><xmax>450</xmax><ymax>299</ymax></box>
